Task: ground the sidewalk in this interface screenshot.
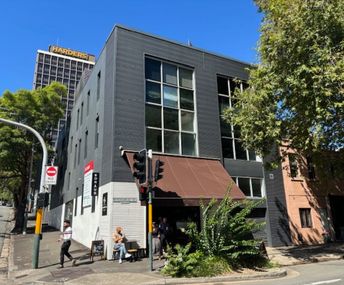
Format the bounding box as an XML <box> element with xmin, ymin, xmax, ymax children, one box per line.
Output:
<box><xmin>4</xmin><ymin>219</ymin><xmax>286</xmax><ymax>285</ymax></box>
<box><xmin>4</xmin><ymin>218</ymin><xmax>343</xmax><ymax>285</ymax></box>
<box><xmin>266</xmin><ymin>242</ymin><xmax>344</xmax><ymax>266</ymax></box>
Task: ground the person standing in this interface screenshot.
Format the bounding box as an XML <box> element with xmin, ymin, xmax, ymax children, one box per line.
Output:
<box><xmin>113</xmin><ymin>227</ymin><xmax>131</xmax><ymax>264</ymax></box>
<box><xmin>152</xmin><ymin>222</ymin><xmax>162</xmax><ymax>259</ymax></box>
<box><xmin>58</xmin><ymin>220</ymin><xmax>76</xmax><ymax>268</ymax></box>
<box><xmin>159</xmin><ymin>217</ymin><xmax>170</xmax><ymax>256</ymax></box>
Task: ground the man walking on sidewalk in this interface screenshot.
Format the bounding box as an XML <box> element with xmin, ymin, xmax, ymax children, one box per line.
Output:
<box><xmin>58</xmin><ymin>220</ymin><xmax>76</xmax><ymax>268</ymax></box>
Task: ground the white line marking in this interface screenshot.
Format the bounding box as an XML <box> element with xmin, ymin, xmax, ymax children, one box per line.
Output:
<box><xmin>304</xmin><ymin>279</ymin><xmax>342</xmax><ymax>285</ymax></box>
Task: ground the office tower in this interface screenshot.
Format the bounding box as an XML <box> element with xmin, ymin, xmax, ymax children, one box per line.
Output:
<box><xmin>33</xmin><ymin>45</ymin><xmax>95</xmax><ymax>144</ymax></box>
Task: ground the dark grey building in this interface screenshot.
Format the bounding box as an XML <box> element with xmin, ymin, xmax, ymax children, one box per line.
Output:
<box><xmin>50</xmin><ymin>25</ymin><xmax>289</xmax><ymax>257</ymax></box>
<box><xmin>33</xmin><ymin>46</ymin><xmax>95</xmax><ymax>144</ymax></box>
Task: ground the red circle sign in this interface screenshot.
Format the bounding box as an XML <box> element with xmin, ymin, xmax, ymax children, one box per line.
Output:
<box><xmin>46</xmin><ymin>167</ymin><xmax>57</xmax><ymax>177</ymax></box>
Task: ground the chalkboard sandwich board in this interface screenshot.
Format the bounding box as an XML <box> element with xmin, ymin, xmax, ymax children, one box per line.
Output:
<box><xmin>90</xmin><ymin>240</ymin><xmax>104</xmax><ymax>261</ymax></box>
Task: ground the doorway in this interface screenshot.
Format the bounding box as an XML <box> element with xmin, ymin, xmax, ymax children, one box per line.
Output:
<box><xmin>329</xmin><ymin>195</ymin><xmax>344</xmax><ymax>240</ymax></box>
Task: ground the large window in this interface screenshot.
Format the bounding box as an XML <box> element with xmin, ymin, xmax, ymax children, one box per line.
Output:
<box><xmin>217</xmin><ymin>76</ymin><xmax>255</xmax><ymax>161</ymax></box>
<box><xmin>232</xmin><ymin>176</ymin><xmax>264</xmax><ymax>198</ymax></box>
<box><xmin>145</xmin><ymin>57</ymin><xmax>197</xmax><ymax>155</ymax></box>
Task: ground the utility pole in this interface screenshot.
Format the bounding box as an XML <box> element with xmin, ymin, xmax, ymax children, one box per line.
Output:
<box><xmin>147</xmin><ymin>149</ymin><xmax>153</xmax><ymax>271</ymax></box>
<box><xmin>0</xmin><ymin>118</ymin><xmax>47</xmax><ymax>269</ymax></box>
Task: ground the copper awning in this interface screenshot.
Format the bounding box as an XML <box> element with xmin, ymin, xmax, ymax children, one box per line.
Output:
<box><xmin>124</xmin><ymin>152</ymin><xmax>245</xmax><ymax>203</ymax></box>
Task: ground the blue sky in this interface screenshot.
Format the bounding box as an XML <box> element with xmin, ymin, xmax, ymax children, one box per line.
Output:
<box><xmin>0</xmin><ymin>0</ymin><xmax>262</xmax><ymax>94</ymax></box>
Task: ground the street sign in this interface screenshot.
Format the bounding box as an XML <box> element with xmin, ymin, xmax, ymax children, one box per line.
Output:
<box><xmin>92</xmin><ymin>172</ymin><xmax>100</xmax><ymax>196</ymax></box>
<box><xmin>83</xmin><ymin>161</ymin><xmax>94</xmax><ymax>207</ymax></box>
<box><xmin>45</xmin><ymin>166</ymin><xmax>58</xmax><ymax>185</ymax></box>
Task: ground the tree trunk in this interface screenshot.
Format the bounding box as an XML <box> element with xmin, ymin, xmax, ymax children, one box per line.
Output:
<box><xmin>13</xmin><ymin>201</ymin><xmax>26</xmax><ymax>233</ymax></box>
<box><xmin>13</xmin><ymin>179</ymin><xmax>28</xmax><ymax>233</ymax></box>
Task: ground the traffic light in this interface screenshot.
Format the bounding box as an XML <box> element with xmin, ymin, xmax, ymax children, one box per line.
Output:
<box><xmin>154</xmin><ymin>159</ymin><xmax>164</xmax><ymax>182</ymax></box>
<box><xmin>36</xmin><ymin>192</ymin><xmax>49</xmax><ymax>208</ymax></box>
<box><xmin>133</xmin><ymin>149</ymin><xmax>147</xmax><ymax>185</ymax></box>
<box><xmin>139</xmin><ymin>186</ymin><xmax>147</xmax><ymax>201</ymax></box>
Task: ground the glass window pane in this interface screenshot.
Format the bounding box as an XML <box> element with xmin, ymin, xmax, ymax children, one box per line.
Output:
<box><xmin>248</xmin><ymin>150</ymin><xmax>256</xmax><ymax>161</ymax></box>
<box><xmin>146</xmin><ymin>105</ymin><xmax>161</xmax><ymax>128</ymax></box>
<box><xmin>220</xmin><ymin>118</ymin><xmax>232</xmax><ymax>137</ymax></box>
<box><xmin>164</xmin><ymin>108</ymin><xmax>179</xmax><ymax>130</ymax></box>
<box><xmin>238</xmin><ymin>177</ymin><xmax>251</xmax><ymax>196</ymax></box>
<box><xmin>217</xmin><ymin>77</ymin><xmax>229</xmax><ymax>95</ymax></box>
<box><xmin>179</xmin><ymin>68</ymin><xmax>193</xmax><ymax>88</ymax></box>
<box><xmin>145</xmin><ymin>58</ymin><xmax>161</xmax><ymax>81</ymax></box>
<box><xmin>229</xmin><ymin>78</ymin><xmax>240</xmax><ymax>96</ymax></box>
<box><xmin>180</xmin><ymin>88</ymin><xmax>194</xmax><ymax>110</ymax></box>
<box><xmin>164</xmin><ymin>131</ymin><xmax>179</xmax><ymax>154</ymax></box>
<box><xmin>235</xmin><ymin>140</ymin><xmax>247</xmax><ymax>160</ymax></box>
<box><xmin>163</xmin><ymin>86</ymin><xmax>178</xmax><ymax>108</ymax></box>
<box><xmin>222</xmin><ymin>138</ymin><xmax>234</xmax><ymax>159</ymax></box>
<box><xmin>146</xmin><ymin>81</ymin><xmax>161</xmax><ymax>104</ymax></box>
<box><xmin>233</xmin><ymin>125</ymin><xmax>241</xmax><ymax>138</ymax></box>
<box><xmin>146</xmin><ymin>128</ymin><xmax>162</xmax><ymax>152</ymax></box>
<box><xmin>181</xmin><ymin>111</ymin><xmax>194</xmax><ymax>132</ymax></box>
<box><xmin>252</xmin><ymin>179</ymin><xmax>262</xmax><ymax>197</ymax></box>
<box><xmin>218</xmin><ymin>96</ymin><xmax>229</xmax><ymax>115</ymax></box>
<box><xmin>182</xmin><ymin>133</ymin><xmax>196</xmax><ymax>155</ymax></box>
<box><xmin>163</xmin><ymin>63</ymin><xmax>177</xmax><ymax>85</ymax></box>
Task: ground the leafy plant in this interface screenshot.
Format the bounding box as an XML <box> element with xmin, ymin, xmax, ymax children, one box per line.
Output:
<box><xmin>162</xmin><ymin>244</ymin><xmax>231</xmax><ymax>277</ymax></box>
<box><xmin>187</xmin><ymin>190</ymin><xmax>264</xmax><ymax>264</ymax></box>
<box><xmin>161</xmin><ymin>243</ymin><xmax>203</xmax><ymax>277</ymax></box>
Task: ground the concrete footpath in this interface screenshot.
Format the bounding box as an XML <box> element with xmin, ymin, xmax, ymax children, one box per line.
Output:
<box><xmin>2</xmin><ymin>217</ymin><xmax>344</xmax><ymax>285</ymax></box>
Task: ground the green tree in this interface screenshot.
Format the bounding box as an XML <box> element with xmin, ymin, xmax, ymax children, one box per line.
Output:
<box><xmin>0</xmin><ymin>82</ymin><xmax>65</xmax><ymax>231</ymax></box>
<box><xmin>224</xmin><ymin>0</ymin><xmax>344</xmax><ymax>158</ymax></box>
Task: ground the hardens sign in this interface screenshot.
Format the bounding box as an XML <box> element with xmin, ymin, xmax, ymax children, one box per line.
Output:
<box><xmin>49</xmin><ymin>45</ymin><xmax>91</xmax><ymax>61</ymax></box>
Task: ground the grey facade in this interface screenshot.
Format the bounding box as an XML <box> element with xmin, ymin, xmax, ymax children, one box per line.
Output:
<box><xmin>53</xmin><ymin>25</ymin><xmax>290</xmax><ymax>247</ymax></box>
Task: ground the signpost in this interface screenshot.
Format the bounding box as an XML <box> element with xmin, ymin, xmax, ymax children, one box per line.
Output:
<box><xmin>45</xmin><ymin>166</ymin><xmax>58</xmax><ymax>185</ymax></box>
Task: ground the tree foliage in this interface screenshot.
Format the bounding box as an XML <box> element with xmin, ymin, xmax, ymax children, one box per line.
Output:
<box><xmin>224</xmin><ymin>0</ymin><xmax>344</xmax><ymax>157</ymax></box>
<box><xmin>0</xmin><ymin>82</ymin><xmax>65</xmax><ymax>230</ymax></box>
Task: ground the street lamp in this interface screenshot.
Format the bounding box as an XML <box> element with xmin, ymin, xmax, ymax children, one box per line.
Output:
<box><xmin>0</xmin><ymin>117</ymin><xmax>47</xmax><ymax>269</ymax></box>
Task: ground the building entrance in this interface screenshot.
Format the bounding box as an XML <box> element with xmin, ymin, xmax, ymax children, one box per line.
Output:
<box><xmin>329</xmin><ymin>195</ymin><xmax>344</xmax><ymax>240</ymax></box>
<box><xmin>153</xmin><ymin>205</ymin><xmax>200</xmax><ymax>245</ymax></box>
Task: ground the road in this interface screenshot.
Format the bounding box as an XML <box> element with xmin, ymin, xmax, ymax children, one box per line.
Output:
<box><xmin>0</xmin><ymin>205</ymin><xmax>12</xmax><ymax>252</ymax></box>
<box><xmin>225</xmin><ymin>260</ymin><xmax>344</xmax><ymax>285</ymax></box>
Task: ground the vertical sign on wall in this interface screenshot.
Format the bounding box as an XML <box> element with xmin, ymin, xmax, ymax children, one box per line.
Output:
<box><xmin>83</xmin><ymin>161</ymin><xmax>94</xmax><ymax>207</ymax></box>
<box><xmin>102</xmin><ymin>193</ymin><xmax>108</xmax><ymax>216</ymax></box>
<box><xmin>91</xmin><ymin>172</ymin><xmax>100</xmax><ymax>196</ymax></box>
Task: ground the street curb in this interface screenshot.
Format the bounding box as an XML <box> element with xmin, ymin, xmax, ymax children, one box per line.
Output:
<box><xmin>0</xmin><ymin>209</ymin><xmax>15</xmax><ymax>280</ymax></box>
<box><xmin>143</xmin><ymin>268</ymin><xmax>287</xmax><ymax>285</ymax></box>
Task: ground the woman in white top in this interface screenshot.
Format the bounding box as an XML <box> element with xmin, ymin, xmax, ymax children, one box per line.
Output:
<box><xmin>113</xmin><ymin>227</ymin><xmax>131</xmax><ymax>263</ymax></box>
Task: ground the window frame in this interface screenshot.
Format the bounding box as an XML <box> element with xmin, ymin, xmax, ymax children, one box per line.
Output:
<box><xmin>97</xmin><ymin>71</ymin><xmax>101</xmax><ymax>100</ymax></box>
<box><xmin>289</xmin><ymin>154</ymin><xmax>300</xmax><ymax>179</ymax></box>
<box><xmin>145</xmin><ymin>56</ymin><xmax>198</xmax><ymax>156</ymax></box>
<box><xmin>95</xmin><ymin>116</ymin><xmax>99</xmax><ymax>149</ymax></box>
<box><xmin>299</xmin><ymin>208</ymin><xmax>313</xmax><ymax>228</ymax></box>
<box><xmin>217</xmin><ymin>76</ymin><xmax>255</xmax><ymax>161</ymax></box>
<box><xmin>232</xmin><ymin>176</ymin><xmax>265</xmax><ymax>198</ymax></box>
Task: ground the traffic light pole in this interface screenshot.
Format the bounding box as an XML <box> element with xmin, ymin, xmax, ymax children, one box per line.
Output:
<box><xmin>147</xmin><ymin>149</ymin><xmax>153</xmax><ymax>272</ymax></box>
<box><xmin>0</xmin><ymin>118</ymin><xmax>47</xmax><ymax>269</ymax></box>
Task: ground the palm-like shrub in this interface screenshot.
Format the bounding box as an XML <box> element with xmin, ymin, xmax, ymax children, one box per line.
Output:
<box><xmin>187</xmin><ymin>189</ymin><xmax>264</xmax><ymax>263</ymax></box>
